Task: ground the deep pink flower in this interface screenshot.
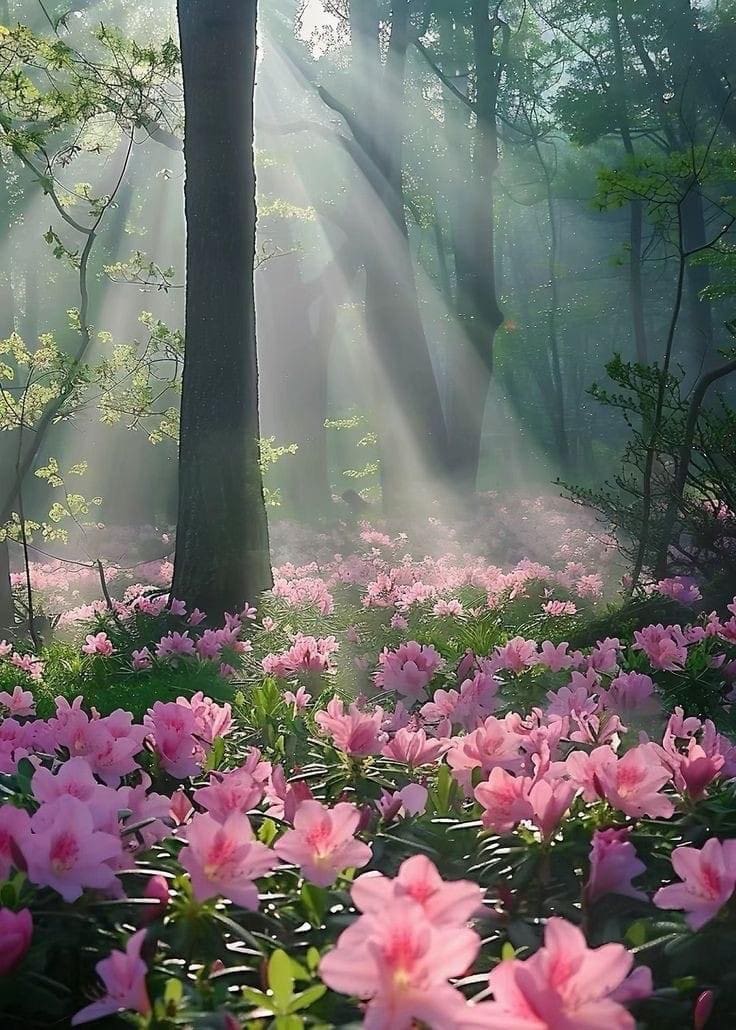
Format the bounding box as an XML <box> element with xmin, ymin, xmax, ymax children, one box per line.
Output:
<box><xmin>274</xmin><ymin>800</ymin><xmax>372</xmax><ymax>887</ymax></box>
<box><xmin>447</xmin><ymin>716</ymin><xmax>523</xmax><ymax>795</ymax></box>
<box><xmin>586</xmin><ymin>828</ymin><xmax>647</xmax><ymax>904</ymax></box>
<box><xmin>467</xmin><ymin>917</ymin><xmax>651</xmax><ymax>1029</ymax></box>
<box><xmin>0</xmin><ymin>908</ymin><xmax>32</xmax><ymax>975</ymax></box>
<box><xmin>155</xmin><ymin>631</ymin><xmax>196</xmax><ymax>661</ymax></box>
<box><xmin>654</xmin><ymin>837</ymin><xmax>736</xmax><ymax>929</ymax></box>
<box><xmin>180</xmin><ymin>812</ymin><xmax>277</xmax><ymax>908</ymax></box>
<box><xmin>319</xmin><ymin>899</ymin><xmax>478</xmax><ymax>1029</ymax></box>
<box><xmin>71</xmin><ymin>929</ymin><xmax>150</xmax><ymax>1024</ymax></box>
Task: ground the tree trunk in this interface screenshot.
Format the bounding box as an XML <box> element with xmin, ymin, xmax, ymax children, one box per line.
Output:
<box><xmin>444</xmin><ymin>0</ymin><xmax>504</xmax><ymax>492</ymax></box>
<box><xmin>172</xmin><ymin>0</ymin><xmax>272</xmax><ymax>618</ymax></box>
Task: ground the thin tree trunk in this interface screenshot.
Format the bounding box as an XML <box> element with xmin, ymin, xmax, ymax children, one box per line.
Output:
<box><xmin>172</xmin><ymin>0</ymin><xmax>272</xmax><ymax>617</ymax></box>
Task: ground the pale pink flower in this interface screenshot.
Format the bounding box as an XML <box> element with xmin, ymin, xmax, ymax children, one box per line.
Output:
<box><xmin>144</xmin><ymin>700</ymin><xmax>201</xmax><ymax>779</ymax></box>
<box><xmin>352</xmin><ymin>854</ymin><xmax>482</xmax><ymax>927</ymax></box>
<box><xmin>376</xmin><ymin>783</ymin><xmax>428</xmax><ymax>821</ymax></box>
<box><xmin>82</xmin><ymin>632</ymin><xmax>115</xmax><ymax>657</ymax></box>
<box><xmin>155</xmin><ymin>631</ymin><xmax>196</xmax><ymax>661</ymax></box>
<box><xmin>654</xmin><ymin>837</ymin><xmax>736</xmax><ymax>929</ymax></box>
<box><xmin>595</xmin><ymin>743</ymin><xmax>674</xmax><ymax>819</ymax></box>
<box><xmin>169</xmin><ymin>598</ymin><xmax>187</xmax><ymax>616</ymax></box>
<box><xmin>274</xmin><ymin>800</ymin><xmax>371</xmax><ymax>887</ymax></box>
<box><xmin>264</xmin><ymin>765</ymin><xmax>313</xmax><ymax>823</ymax></box>
<box><xmin>131</xmin><ymin>648</ymin><xmax>152</xmax><ymax>671</ymax></box>
<box><xmin>632</xmin><ymin>624</ymin><xmax>688</xmax><ymax>671</ymax></box>
<box><xmin>0</xmin><ymin>685</ymin><xmax>35</xmax><ymax>717</ymax></box>
<box><xmin>375</xmin><ymin>641</ymin><xmax>443</xmax><ymax>701</ymax></box>
<box><xmin>22</xmin><ymin>795</ymin><xmax>122</xmax><ymax>902</ymax></box>
<box><xmin>319</xmin><ymin>899</ymin><xmax>478</xmax><ymax>1029</ymax></box>
<box><xmin>586</xmin><ymin>828</ymin><xmax>647</xmax><ymax>904</ymax></box>
<box><xmin>71</xmin><ymin>929</ymin><xmax>150</xmax><ymax>1024</ymax></box>
<box><xmin>526</xmin><ymin>778</ymin><xmax>577</xmax><ymax>839</ymax></box>
<box><xmin>315</xmin><ymin>697</ymin><xmax>386</xmax><ymax>757</ymax></box>
<box><xmin>542</xmin><ymin>600</ymin><xmax>578</xmax><ymax>617</ymax></box>
<box><xmin>180</xmin><ymin>812</ymin><xmax>277</xmax><ymax>908</ymax></box>
<box><xmin>283</xmin><ymin>685</ymin><xmax>311</xmax><ymax>712</ymax></box>
<box><xmin>468</xmin><ymin>917</ymin><xmax>650</xmax><ymax>1029</ymax></box>
<box><xmin>490</xmin><ymin>636</ymin><xmax>538</xmax><ymax>674</ymax></box>
<box><xmin>447</xmin><ymin>715</ymin><xmax>523</xmax><ymax>795</ymax></box>
<box><xmin>0</xmin><ymin>908</ymin><xmax>32</xmax><ymax>975</ymax></box>
<box><xmin>177</xmin><ymin>691</ymin><xmax>232</xmax><ymax>744</ymax></box>
<box><xmin>537</xmin><ymin>641</ymin><xmax>573</xmax><ymax>672</ymax></box>
<box><xmin>382</xmin><ymin>727</ymin><xmax>447</xmax><ymax>767</ymax></box>
<box><xmin>193</xmin><ymin>767</ymin><xmax>264</xmax><ymax>821</ymax></box>
<box><xmin>474</xmin><ymin>767</ymin><xmax>533</xmax><ymax>834</ymax></box>
<box><xmin>602</xmin><ymin>671</ymin><xmax>657</xmax><ymax>713</ymax></box>
<box><xmin>432</xmin><ymin>598</ymin><xmax>464</xmax><ymax>618</ymax></box>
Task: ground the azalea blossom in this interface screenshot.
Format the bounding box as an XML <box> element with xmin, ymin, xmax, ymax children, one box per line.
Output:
<box><xmin>466</xmin><ymin>917</ymin><xmax>651</xmax><ymax>1028</ymax></box>
<box><xmin>180</xmin><ymin>811</ymin><xmax>277</xmax><ymax>908</ymax></box>
<box><xmin>320</xmin><ymin>898</ymin><xmax>479</xmax><ymax>1029</ymax></box>
<box><xmin>654</xmin><ymin>837</ymin><xmax>736</xmax><ymax>929</ymax></box>
<box><xmin>274</xmin><ymin>800</ymin><xmax>372</xmax><ymax>887</ymax></box>
<box><xmin>0</xmin><ymin>907</ymin><xmax>33</xmax><ymax>976</ymax></box>
<box><xmin>71</xmin><ymin>929</ymin><xmax>150</xmax><ymax>1025</ymax></box>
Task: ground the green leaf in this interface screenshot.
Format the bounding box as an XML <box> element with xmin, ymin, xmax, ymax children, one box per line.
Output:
<box><xmin>287</xmin><ymin>984</ymin><xmax>326</xmax><ymax>1013</ymax></box>
<box><xmin>268</xmin><ymin>949</ymin><xmax>295</xmax><ymax>1010</ymax></box>
<box><xmin>501</xmin><ymin>941</ymin><xmax>516</xmax><ymax>961</ymax></box>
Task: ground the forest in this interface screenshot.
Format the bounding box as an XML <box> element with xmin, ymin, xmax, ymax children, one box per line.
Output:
<box><xmin>1</xmin><ymin>0</ymin><xmax>736</xmax><ymax>1027</ymax></box>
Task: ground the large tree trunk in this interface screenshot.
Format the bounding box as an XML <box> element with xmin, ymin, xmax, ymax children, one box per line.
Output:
<box><xmin>172</xmin><ymin>0</ymin><xmax>272</xmax><ymax>618</ymax></box>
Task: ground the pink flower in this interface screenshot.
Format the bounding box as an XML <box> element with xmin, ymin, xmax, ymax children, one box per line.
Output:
<box><xmin>188</xmin><ymin>607</ymin><xmax>207</xmax><ymax>626</ymax></box>
<box><xmin>0</xmin><ymin>685</ymin><xmax>35</xmax><ymax>717</ymax></box>
<box><xmin>0</xmin><ymin>804</ymin><xmax>31</xmax><ymax>880</ymax></box>
<box><xmin>632</xmin><ymin>624</ymin><xmax>688</xmax><ymax>671</ymax></box>
<box><xmin>542</xmin><ymin>600</ymin><xmax>578</xmax><ymax>617</ymax></box>
<box><xmin>71</xmin><ymin>929</ymin><xmax>150</xmax><ymax>1024</ymax></box>
<box><xmin>376</xmin><ymin>784</ymin><xmax>428</xmax><ymax>821</ymax></box>
<box><xmin>177</xmin><ymin>691</ymin><xmax>233</xmax><ymax>744</ymax></box>
<box><xmin>22</xmin><ymin>795</ymin><xmax>122</xmax><ymax>902</ymax></box>
<box><xmin>0</xmin><ymin>908</ymin><xmax>32</xmax><ymax>976</ymax></box>
<box><xmin>142</xmin><ymin>875</ymin><xmax>169</xmax><ymax>923</ymax></box>
<box><xmin>180</xmin><ymin>812</ymin><xmax>277</xmax><ymax>908</ymax></box>
<box><xmin>144</xmin><ymin>700</ymin><xmax>201</xmax><ymax>778</ymax></box>
<box><xmin>382</xmin><ymin>727</ymin><xmax>447</xmax><ymax>767</ymax></box>
<box><xmin>352</xmin><ymin>854</ymin><xmax>482</xmax><ymax>927</ymax></box>
<box><xmin>602</xmin><ymin>671</ymin><xmax>657</xmax><ymax>713</ymax></box>
<box><xmin>283</xmin><ymin>685</ymin><xmax>311</xmax><ymax>712</ymax></box>
<box><xmin>490</xmin><ymin>636</ymin><xmax>539</xmax><ymax>675</ymax></box>
<box><xmin>155</xmin><ymin>631</ymin><xmax>196</xmax><ymax>661</ymax></box>
<box><xmin>274</xmin><ymin>800</ymin><xmax>372</xmax><ymax>887</ymax></box>
<box><xmin>82</xmin><ymin>632</ymin><xmax>115</xmax><ymax>657</ymax></box>
<box><xmin>131</xmin><ymin>648</ymin><xmax>152</xmax><ymax>671</ymax></box>
<box><xmin>447</xmin><ymin>715</ymin><xmax>523</xmax><ymax>795</ymax></box>
<box><xmin>375</xmin><ymin>641</ymin><xmax>443</xmax><ymax>701</ymax></box>
<box><xmin>654</xmin><ymin>837</ymin><xmax>736</xmax><ymax>929</ymax></box>
<box><xmin>537</xmin><ymin>641</ymin><xmax>573</xmax><ymax>672</ymax></box>
<box><xmin>586</xmin><ymin>828</ymin><xmax>647</xmax><ymax>904</ymax></box>
<box><xmin>193</xmin><ymin>767</ymin><xmax>264</xmax><ymax>821</ymax></box>
<box><xmin>474</xmin><ymin>767</ymin><xmax>533</xmax><ymax>834</ymax></box>
<box><xmin>264</xmin><ymin>765</ymin><xmax>313</xmax><ymax>822</ymax></box>
<box><xmin>595</xmin><ymin>743</ymin><xmax>674</xmax><ymax>819</ymax></box>
<box><xmin>169</xmin><ymin>597</ymin><xmax>187</xmax><ymax>616</ymax></box>
<box><xmin>468</xmin><ymin>917</ymin><xmax>651</xmax><ymax>1029</ymax></box>
<box><xmin>315</xmin><ymin>697</ymin><xmax>386</xmax><ymax>757</ymax></box>
<box><xmin>319</xmin><ymin>899</ymin><xmax>478</xmax><ymax>1029</ymax></box>
<box><xmin>526</xmin><ymin>778</ymin><xmax>577</xmax><ymax>840</ymax></box>
<box><xmin>656</xmin><ymin>576</ymin><xmax>702</xmax><ymax>606</ymax></box>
